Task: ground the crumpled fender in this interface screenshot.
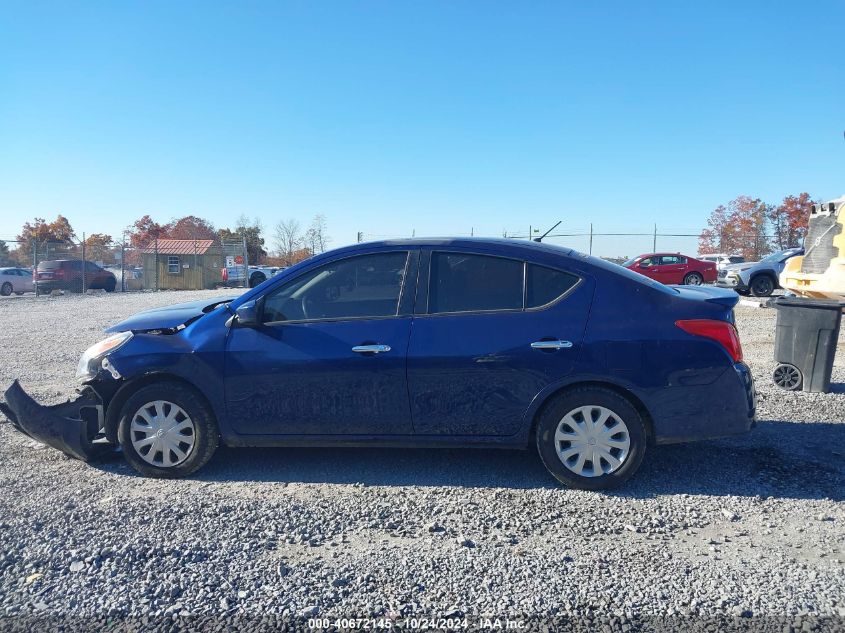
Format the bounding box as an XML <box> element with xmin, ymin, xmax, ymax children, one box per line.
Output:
<box><xmin>0</xmin><ymin>380</ymin><xmax>111</xmax><ymax>462</ymax></box>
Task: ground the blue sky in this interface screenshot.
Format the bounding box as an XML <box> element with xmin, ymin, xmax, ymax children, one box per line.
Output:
<box><xmin>1</xmin><ymin>1</ymin><xmax>843</xmax><ymax>257</ymax></box>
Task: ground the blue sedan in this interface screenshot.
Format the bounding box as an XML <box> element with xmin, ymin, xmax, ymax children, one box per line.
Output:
<box><xmin>0</xmin><ymin>238</ymin><xmax>755</xmax><ymax>489</ymax></box>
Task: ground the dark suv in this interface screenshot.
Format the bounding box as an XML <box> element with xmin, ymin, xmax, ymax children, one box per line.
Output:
<box><xmin>35</xmin><ymin>260</ymin><xmax>117</xmax><ymax>293</ymax></box>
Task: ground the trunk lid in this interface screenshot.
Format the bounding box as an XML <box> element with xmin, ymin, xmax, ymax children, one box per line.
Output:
<box><xmin>672</xmin><ymin>285</ymin><xmax>739</xmax><ymax>310</ymax></box>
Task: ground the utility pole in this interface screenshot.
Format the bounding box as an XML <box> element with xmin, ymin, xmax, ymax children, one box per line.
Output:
<box><xmin>154</xmin><ymin>236</ymin><xmax>159</xmax><ymax>292</ymax></box>
<box><xmin>242</xmin><ymin>234</ymin><xmax>249</xmax><ymax>289</ymax></box>
<box><xmin>121</xmin><ymin>233</ymin><xmax>126</xmax><ymax>292</ymax></box>
<box><xmin>33</xmin><ymin>242</ymin><xmax>38</xmax><ymax>297</ymax></box>
<box><xmin>653</xmin><ymin>224</ymin><xmax>657</xmax><ymax>252</ymax></box>
<box><xmin>357</xmin><ymin>232</ymin><xmax>363</xmax><ymax>243</ymax></box>
<box><xmin>589</xmin><ymin>223</ymin><xmax>594</xmax><ymax>254</ymax></box>
<box><xmin>81</xmin><ymin>232</ymin><xmax>86</xmax><ymax>294</ymax></box>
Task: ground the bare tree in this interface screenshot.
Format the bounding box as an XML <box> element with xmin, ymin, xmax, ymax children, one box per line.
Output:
<box><xmin>304</xmin><ymin>214</ymin><xmax>329</xmax><ymax>255</ymax></box>
<box><xmin>274</xmin><ymin>218</ymin><xmax>302</xmax><ymax>266</ymax></box>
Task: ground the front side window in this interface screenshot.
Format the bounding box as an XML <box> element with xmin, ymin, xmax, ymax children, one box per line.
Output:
<box><xmin>428</xmin><ymin>252</ymin><xmax>523</xmax><ymax>314</ymax></box>
<box><xmin>526</xmin><ymin>264</ymin><xmax>579</xmax><ymax>308</ymax></box>
<box><xmin>168</xmin><ymin>256</ymin><xmax>180</xmax><ymax>274</ymax></box>
<box><xmin>261</xmin><ymin>251</ymin><xmax>409</xmax><ymax>323</ymax></box>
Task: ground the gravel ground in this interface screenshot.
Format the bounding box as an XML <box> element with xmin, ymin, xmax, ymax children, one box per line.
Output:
<box><xmin>0</xmin><ymin>291</ymin><xmax>843</xmax><ymax>631</ymax></box>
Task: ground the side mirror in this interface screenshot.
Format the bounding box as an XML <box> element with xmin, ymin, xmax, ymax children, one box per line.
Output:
<box><xmin>235</xmin><ymin>300</ymin><xmax>259</xmax><ymax>326</ymax></box>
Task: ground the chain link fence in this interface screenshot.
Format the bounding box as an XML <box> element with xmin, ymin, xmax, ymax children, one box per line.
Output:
<box><xmin>0</xmin><ymin>235</ymin><xmax>250</xmax><ymax>297</ymax></box>
<box><xmin>357</xmin><ymin>225</ymin><xmax>786</xmax><ymax>263</ymax></box>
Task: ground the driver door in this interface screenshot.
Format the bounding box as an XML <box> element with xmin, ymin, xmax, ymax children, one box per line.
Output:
<box><xmin>224</xmin><ymin>249</ymin><xmax>417</xmax><ymax>436</ymax></box>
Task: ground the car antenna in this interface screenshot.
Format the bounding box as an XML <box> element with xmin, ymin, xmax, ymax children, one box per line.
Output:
<box><xmin>534</xmin><ymin>220</ymin><xmax>562</xmax><ymax>242</ymax></box>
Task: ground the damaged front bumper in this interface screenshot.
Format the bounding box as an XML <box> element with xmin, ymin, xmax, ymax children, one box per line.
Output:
<box><xmin>0</xmin><ymin>380</ymin><xmax>112</xmax><ymax>461</ymax></box>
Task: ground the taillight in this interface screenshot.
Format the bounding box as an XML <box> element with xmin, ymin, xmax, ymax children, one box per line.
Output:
<box><xmin>675</xmin><ymin>319</ymin><xmax>743</xmax><ymax>363</ymax></box>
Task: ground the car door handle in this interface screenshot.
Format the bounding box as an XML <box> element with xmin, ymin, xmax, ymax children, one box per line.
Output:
<box><xmin>352</xmin><ymin>344</ymin><xmax>392</xmax><ymax>354</ymax></box>
<box><xmin>530</xmin><ymin>340</ymin><xmax>573</xmax><ymax>350</ymax></box>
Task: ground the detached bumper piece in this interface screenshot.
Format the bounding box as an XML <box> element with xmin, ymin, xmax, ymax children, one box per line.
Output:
<box><xmin>0</xmin><ymin>380</ymin><xmax>111</xmax><ymax>461</ymax></box>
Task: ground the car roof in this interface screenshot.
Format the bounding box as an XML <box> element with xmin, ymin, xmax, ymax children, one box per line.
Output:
<box><xmin>331</xmin><ymin>237</ymin><xmax>575</xmax><ymax>257</ymax></box>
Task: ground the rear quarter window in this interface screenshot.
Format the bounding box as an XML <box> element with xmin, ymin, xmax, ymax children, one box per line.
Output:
<box><xmin>526</xmin><ymin>264</ymin><xmax>579</xmax><ymax>308</ymax></box>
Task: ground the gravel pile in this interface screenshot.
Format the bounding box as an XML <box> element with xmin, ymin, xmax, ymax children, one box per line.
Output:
<box><xmin>0</xmin><ymin>292</ymin><xmax>843</xmax><ymax>631</ymax></box>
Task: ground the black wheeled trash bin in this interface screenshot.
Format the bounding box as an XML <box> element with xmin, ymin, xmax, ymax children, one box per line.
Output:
<box><xmin>772</xmin><ymin>296</ymin><xmax>844</xmax><ymax>392</ymax></box>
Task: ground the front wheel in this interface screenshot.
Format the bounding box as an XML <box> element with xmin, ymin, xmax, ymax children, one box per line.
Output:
<box><xmin>117</xmin><ymin>381</ymin><xmax>219</xmax><ymax>478</ymax></box>
<box><xmin>535</xmin><ymin>387</ymin><xmax>647</xmax><ymax>490</ymax></box>
<box><xmin>683</xmin><ymin>272</ymin><xmax>703</xmax><ymax>286</ymax></box>
<box><xmin>773</xmin><ymin>363</ymin><xmax>802</xmax><ymax>391</ymax></box>
<box><xmin>750</xmin><ymin>275</ymin><xmax>775</xmax><ymax>297</ymax></box>
<box><xmin>104</xmin><ymin>278</ymin><xmax>116</xmax><ymax>292</ymax></box>
<box><xmin>0</xmin><ymin>282</ymin><xmax>11</xmax><ymax>296</ymax></box>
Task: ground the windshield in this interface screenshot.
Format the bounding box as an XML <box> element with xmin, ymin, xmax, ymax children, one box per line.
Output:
<box><xmin>760</xmin><ymin>249</ymin><xmax>795</xmax><ymax>263</ymax></box>
<box><xmin>621</xmin><ymin>257</ymin><xmax>638</xmax><ymax>267</ymax></box>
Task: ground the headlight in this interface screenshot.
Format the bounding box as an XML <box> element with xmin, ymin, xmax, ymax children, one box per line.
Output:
<box><xmin>76</xmin><ymin>331</ymin><xmax>133</xmax><ymax>381</ymax></box>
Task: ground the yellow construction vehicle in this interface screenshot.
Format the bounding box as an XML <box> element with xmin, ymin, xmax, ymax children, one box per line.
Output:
<box><xmin>780</xmin><ymin>195</ymin><xmax>845</xmax><ymax>300</ymax></box>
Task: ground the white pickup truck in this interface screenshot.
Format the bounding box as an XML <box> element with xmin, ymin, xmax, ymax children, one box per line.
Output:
<box><xmin>221</xmin><ymin>264</ymin><xmax>284</xmax><ymax>288</ymax></box>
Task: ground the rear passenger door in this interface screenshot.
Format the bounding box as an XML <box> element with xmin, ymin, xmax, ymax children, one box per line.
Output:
<box><xmin>652</xmin><ymin>255</ymin><xmax>686</xmax><ymax>284</ymax></box>
<box><xmin>406</xmin><ymin>249</ymin><xmax>595</xmax><ymax>437</ymax></box>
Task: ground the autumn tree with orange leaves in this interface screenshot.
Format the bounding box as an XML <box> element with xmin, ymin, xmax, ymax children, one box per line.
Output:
<box><xmin>699</xmin><ymin>194</ymin><xmax>812</xmax><ymax>261</ymax></box>
<box><xmin>768</xmin><ymin>193</ymin><xmax>814</xmax><ymax>250</ymax></box>
<box><xmin>14</xmin><ymin>215</ymin><xmax>77</xmax><ymax>264</ymax></box>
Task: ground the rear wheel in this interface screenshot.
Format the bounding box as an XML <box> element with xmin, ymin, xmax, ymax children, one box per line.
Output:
<box><xmin>0</xmin><ymin>282</ymin><xmax>11</xmax><ymax>296</ymax></box>
<box><xmin>750</xmin><ymin>275</ymin><xmax>775</xmax><ymax>297</ymax></box>
<box><xmin>104</xmin><ymin>277</ymin><xmax>116</xmax><ymax>292</ymax></box>
<box><xmin>535</xmin><ymin>387</ymin><xmax>647</xmax><ymax>490</ymax></box>
<box><xmin>117</xmin><ymin>381</ymin><xmax>219</xmax><ymax>478</ymax></box>
<box><xmin>683</xmin><ymin>272</ymin><xmax>704</xmax><ymax>285</ymax></box>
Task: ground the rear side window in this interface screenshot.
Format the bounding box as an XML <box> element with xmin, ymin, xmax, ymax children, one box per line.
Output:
<box><xmin>526</xmin><ymin>264</ymin><xmax>579</xmax><ymax>308</ymax></box>
<box><xmin>429</xmin><ymin>252</ymin><xmax>523</xmax><ymax>314</ymax></box>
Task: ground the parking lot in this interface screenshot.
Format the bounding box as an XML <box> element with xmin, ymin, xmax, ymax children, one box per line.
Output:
<box><xmin>0</xmin><ymin>290</ymin><xmax>843</xmax><ymax>628</ymax></box>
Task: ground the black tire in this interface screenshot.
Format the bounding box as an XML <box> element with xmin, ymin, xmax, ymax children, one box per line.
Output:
<box><xmin>249</xmin><ymin>272</ymin><xmax>266</xmax><ymax>288</ymax></box>
<box><xmin>104</xmin><ymin>277</ymin><xmax>116</xmax><ymax>292</ymax></box>
<box><xmin>535</xmin><ymin>386</ymin><xmax>647</xmax><ymax>490</ymax></box>
<box><xmin>14</xmin><ymin>292</ymin><xmax>24</xmax><ymax>296</ymax></box>
<box><xmin>0</xmin><ymin>282</ymin><xmax>11</xmax><ymax>296</ymax></box>
<box><xmin>117</xmin><ymin>381</ymin><xmax>219</xmax><ymax>478</ymax></box>
<box><xmin>683</xmin><ymin>272</ymin><xmax>704</xmax><ymax>286</ymax></box>
<box><xmin>750</xmin><ymin>274</ymin><xmax>775</xmax><ymax>297</ymax></box>
<box><xmin>736</xmin><ymin>289</ymin><xmax>750</xmax><ymax>296</ymax></box>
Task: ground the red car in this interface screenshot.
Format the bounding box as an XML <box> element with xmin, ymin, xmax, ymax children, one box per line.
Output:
<box><xmin>622</xmin><ymin>253</ymin><xmax>716</xmax><ymax>286</ymax></box>
<box><xmin>35</xmin><ymin>259</ymin><xmax>117</xmax><ymax>293</ymax></box>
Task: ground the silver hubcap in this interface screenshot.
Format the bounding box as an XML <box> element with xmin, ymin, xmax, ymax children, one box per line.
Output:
<box><xmin>554</xmin><ymin>405</ymin><xmax>631</xmax><ymax>477</ymax></box>
<box><xmin>687</xmin><ymin>274</ymin><xmax>702</xmax><ymax>285</ymax></box>
<box><xmin>130</xmin><ymin>400</ymin><xmax>196</xmax><ymax>467</ymax></box>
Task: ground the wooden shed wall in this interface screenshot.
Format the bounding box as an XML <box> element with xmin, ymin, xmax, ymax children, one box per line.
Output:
<box><xmin>141</xmin><ymin>252</ymin><xmax>224</xmax><ymax>290</ymax></box>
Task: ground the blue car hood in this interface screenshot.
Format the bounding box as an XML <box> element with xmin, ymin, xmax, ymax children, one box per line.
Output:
<box><xmin>105</xmin><ymin>296</ymin><xmax>237</xmax><ymax>333</ymax></box>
